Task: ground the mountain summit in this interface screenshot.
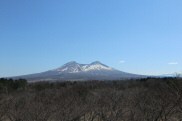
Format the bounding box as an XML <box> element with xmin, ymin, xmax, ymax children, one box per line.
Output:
<box><xmin>11</xmin><ymin>61</ymin><xmax>145</xmax><ymax>81</ymax></box>
<box><xmin>52</xmin><ymin>61</ymin><xmax>114</xmax><ymax>74</ymax></box>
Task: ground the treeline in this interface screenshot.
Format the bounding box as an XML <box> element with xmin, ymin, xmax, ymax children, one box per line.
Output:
<box><xmin>0</xmin><ymin>77</ymin><xmax>182</xmax><ymax>121</ymax></box>
<box><xmin>0</xmin><ymin>78</ymin><xmax>27</xmax><ymax>94</ymax></box>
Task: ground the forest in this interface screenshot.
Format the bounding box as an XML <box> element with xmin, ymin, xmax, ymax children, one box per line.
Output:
<box><xmin>0</xmin><ymin>77</ymin><xmax>182</xmax><ymax>121</ymax></box>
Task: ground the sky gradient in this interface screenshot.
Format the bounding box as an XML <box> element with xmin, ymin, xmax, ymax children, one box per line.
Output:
<box><xmin>1</xmin><ymin>0</ymin><xmax>182</xmax><ymax>77</ymax></box>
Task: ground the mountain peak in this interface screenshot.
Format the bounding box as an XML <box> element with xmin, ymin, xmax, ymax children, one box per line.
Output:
<box><xmin>52</xmin><ymin>61</ymin><xmax>113</xmax><ymax>73</ymax></box>
<box><xmin>66</xmin><ymin>61</ymin><xmax>77</xmax><ymax>64</ymax></box>
<box><xmin>91</xmin><ymin>61</ymin><xmax>102</xmax><ymax>65</ymax></box>
<box><xmin>63</xmin><ymin>61</ymin><xmax>78</xmax><ymax>66</ymax></box>
<box><xmin>90</xmin><ymin>61</ymin><xmax>109</xmax><ymax>67</ymax></box>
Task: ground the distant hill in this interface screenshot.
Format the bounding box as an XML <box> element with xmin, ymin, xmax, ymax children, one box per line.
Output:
<box><xmin>10</xmin><ymin>61</ymin><xmax>146</xmax><ymax>81</ymax></box>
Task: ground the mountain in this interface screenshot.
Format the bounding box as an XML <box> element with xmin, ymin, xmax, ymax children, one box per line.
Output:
<box><xmin>11</xmin><ymin>61</ymin><xmax>145</xmax><ymax>81</ymax></box>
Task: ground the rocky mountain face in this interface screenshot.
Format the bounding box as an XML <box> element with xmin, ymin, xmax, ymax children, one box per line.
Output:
<box><xmin>11</xmin><ymin>61</ymin><xmax>145</xmax><ymax>81</ymax></box>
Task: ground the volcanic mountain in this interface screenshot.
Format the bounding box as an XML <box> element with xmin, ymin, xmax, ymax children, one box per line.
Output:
<box><xmin>12</xmin><ymin>61</ymin><xmax>145</xmax><ymax>81</ymax></box>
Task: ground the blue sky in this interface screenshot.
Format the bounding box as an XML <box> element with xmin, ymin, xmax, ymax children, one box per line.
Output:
<box><xmin>1</xmin><ymin>0</ymin><xmax>182</xmax><ymax>77</ymax></box>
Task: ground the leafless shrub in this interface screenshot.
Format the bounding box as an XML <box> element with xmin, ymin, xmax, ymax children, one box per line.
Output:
<box><xmin>1</xmin><ymin>78</ymin><xmax>182</xmax><ymax>121</ymax></box>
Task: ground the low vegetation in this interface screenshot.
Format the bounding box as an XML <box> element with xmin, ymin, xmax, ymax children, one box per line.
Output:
<box><xmin>0</xmin><ymin>77</ymin><xmax>182</xmax><ymax>121</ymax></box>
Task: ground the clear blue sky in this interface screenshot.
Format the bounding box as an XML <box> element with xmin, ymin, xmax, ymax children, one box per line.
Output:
<box><xmin>1</xmin><ymin>0</ymin><xmax>182</xmax><ymax>77</ymax></box>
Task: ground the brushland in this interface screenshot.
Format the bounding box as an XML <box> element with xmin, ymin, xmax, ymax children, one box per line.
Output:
<box><xmin>0</xmin><ymin>77</ymin><xmax>182</xmax><ymax>121</ymax></box>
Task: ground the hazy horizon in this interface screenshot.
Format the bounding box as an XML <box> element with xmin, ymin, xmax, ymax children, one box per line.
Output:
<box><xmin>1</xmin><ymin>0</ymin><xmax>182</xmax><ymax>77</ymax></box>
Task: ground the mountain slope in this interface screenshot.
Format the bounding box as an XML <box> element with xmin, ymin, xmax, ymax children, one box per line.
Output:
<box><xmin>11</xmin><ymin>61</ymin><xmax>145</xmax><ymax>81</ymax></box>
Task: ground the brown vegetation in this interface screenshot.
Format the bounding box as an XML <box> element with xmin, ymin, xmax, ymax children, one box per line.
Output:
<box><xmin>0</xmin><ymin>77</ymin><xmax>182</xmax><ymax>121</ymax></box>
